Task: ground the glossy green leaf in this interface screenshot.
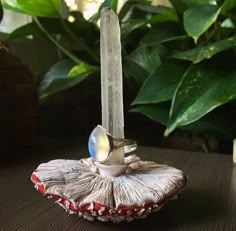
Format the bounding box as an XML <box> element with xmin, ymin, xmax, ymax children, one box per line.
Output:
<box><xmin>7</xmin><ymin>17</ymin><xmax>80</xmax><ymax>40</ymax></box>
<box><xmin>3</xmin><ymin>0</ymin><xmax>61</xmax><ymax>16</ymax></box>
<box><xmin>165</xmin><ymin>64</ymin><xmax>236</xmax><ymax>136</ymax></box>
<box><xmin>68</xmin><ymin>63</ymin><xmax>98</xmax><ymax>78</ymax></box>
<box><xmin>131</xmin><ymin>104</ymin><xmax>236</xmax><ymax>140</ymax></box>
<box><xmin>142</xmin><ymin>34</ymin><xmax>187</xmax><ymax>46</ymax></box>
<box><xmin>7</xmin><ymin>16</ymin><xmax>99</xmax><ymax>56</ymax></box>
<box><xmin>40</xmin><ymin>59</ymin><xmax>75</xmax><ymax>92</ymax></box>
<box><xmin>140</xmin><ymin>23</ymin><xmax>187</xmax><ymax>46</ymax></box>
<box><xmin>16</xmin><ymin>0</ymin><xmax>61</xmax><ymax>16</ymax></box>
<box><xmin>39</xmin><ymin>59</ymin><xmax>97</xmax><ymax>100</ymax></box>
<box><xmin>90</xmin><ymin>0</ymin><xmax>118</xmax><ymax>22</ymax></box>
<box><xmin>221</xmin><ymin>0</ymin><xmax>236</xmax><ymax>13</ymax></box>
<box><xmin>1</xmin><ymin>0</ymin><xmax>23</xmax><ymax>13</ymax></box>
<box><xmin>131</xmin><ymin>104</ymin><xmax>169</xmax><ymax>125</ymax></box>
<box><xmin>121</xmin><ymin>9</ymin><xmax>178</xmax><ymax>39</ymax></box>
<box><xmin>135</xmin><ymin>4</ymin><xmax>173</xmax><ymax>14</ymax></box>
<box><xmin>128</xmin><ymin>47</ymin><xmax>161</xmax><ymax>74</ymax></box>
<box><xmin>171</xmin><ymin>36</ymin><xmax>236</xmax><ymax>63</ymax></box>
<box><xmin>132</xmin><ymin>62</ymin><xmax>189</xmax><ymax>105</ymax></box>
<box><xmin>121</xmin><ymin>18</ymin><xmax>148</xmax><ymax>38</ymax></box>
<box><xmin>100</xmin><ymin>0</ymin><xmax>118</xmax><ymax>12</ymax></box>
<box><xmin>7</xmin><ymin>22</ymin><xmax>43</xmax><ymax>40</ymax></box>
<box><xmin>123</xmin><ymin>59</ymin><xmax>149</xmax><ymax>87</ymax></box>
<box><xmin>119</xmin><ymin>1</ymin><xmax>165</xmax><ymax>20</ymax></box>
<box><xmin>184</xmin><ymin>4</ymin><xmax>220</xmax><ymax>43</ymax></box>
<box><xmin>149</xmin><ymin>10</ymin><xmax>179</xmax><ymax>24</ymax></box>
<box><xmin>6</xmin><ymin>17</ymin><xmax>66</xmax><ymax>40</ymax></box>
<box><xmin>119</xmin><ymin>0</ymin><xmax>135</xmax><ymax>21</ymax></box>
<box><xmin>170</xmin><ymin>0</ymin><xmax>217</xmax><ymax>13</ymax></box>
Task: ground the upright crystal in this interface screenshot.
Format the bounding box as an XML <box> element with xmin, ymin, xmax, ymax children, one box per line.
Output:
<box><xmin>100</xmin><ymin>8</ymin><xmax>124</xmax><ymax>164</ymax></box>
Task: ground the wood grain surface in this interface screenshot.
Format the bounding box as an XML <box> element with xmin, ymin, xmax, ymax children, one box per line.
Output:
<box><xmin>0</xmin><ymin>143</ymin><xmax>235</xmax><ymax>231</ymax></box>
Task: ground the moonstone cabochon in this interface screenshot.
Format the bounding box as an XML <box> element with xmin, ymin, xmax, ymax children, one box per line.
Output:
<box><xmin>88</xmin><ymin>125</ymin><xmax>110</xmax><ymax>162</ymax></box>
<box><xmin>31</xmin><ymin>155</ymin><xmax>187</xmax><ymax>223</ymax></box>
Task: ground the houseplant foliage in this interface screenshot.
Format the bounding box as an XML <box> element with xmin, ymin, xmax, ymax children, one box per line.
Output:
<box><xmin>129</xmin><ymin>0</ymin><xmax>236</xmax><ymax>140</ymax></box>
<box><xmin>2</xmin><ymin>0</ymin><xmax>236</xmax><ymax>141</ymax></box>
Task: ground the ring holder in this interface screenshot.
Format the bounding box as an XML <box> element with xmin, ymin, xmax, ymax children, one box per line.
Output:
<box><xmin>31</xmin><ymin>8</ymin><xmax>187</xmax><ymax>223</ymax></box>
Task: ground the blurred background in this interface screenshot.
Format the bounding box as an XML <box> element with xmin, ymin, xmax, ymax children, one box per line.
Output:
<box><xmin>0</xmin><ymin>0</ymin><xmax>236</xmax><ymax>156</ymax></box>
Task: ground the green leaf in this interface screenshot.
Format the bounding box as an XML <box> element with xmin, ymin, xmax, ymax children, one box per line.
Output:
<box><xmin>170</xmin><ymin>0</ymin><xmax>217</xmax><ymax>13</ymax></box>
<box><xmin>131</xmin><ymin>104</ymin><xmax>236</xmax><ymax>140</ymax></box>
<box><xmin>131</xmin><ymin>104</ymin><xmax>169</xmax><ymax>125</ymax></box>
<box><xmin>142</xmin><ymin>33</ymin><xmax>187</xmax><ymax>46</ymax></box>
<box><xmin>184</xmin><ymin>4</ymin><xmax>220</xmax><ymax>43</ymax></box>
<box><xmin>2</xmin><ymin>0</ymin><xmax>64</xmax><ymax>16</ymax></box>
<box><xmin>68</xmin><ymin>63</ymin><xmax>98</xmax><ymax>78</ymax></box>
<box><xmin>124</xmin><ymin>46</ymin><xmax>162</xmax><ymax>89</ymax></box>
<box><xmin>165</xmin><ymin>64</ymin><xmax>236</xmax><ymax>136</ymax></box>
<box><xmin>1</xmin><ymin>0</ymin><xmax>23</xmax><ymax>13</ymax></box>
<box><xmin>123</xmin><ymin>59</ymin><xmax>149</xmax><ymax>87</ymax></box>
<box><xmin>7</xmin><ymin>17</ymin><xmax>68</xmax><ymax>40</ymax></box>
<box><xmin>121</xmin><ymin>9</ymin><xmax>178</xmax><ymax>39</ymax></box>
<box><xmin>121</xmin><ymin>18</ymin><xmax>148</xmax><ymax>38</ymax></box>
<box><xmin>134</xmin><ymin>4</ymin><xmax>173</xmax><ymax>14</ymax></box>
<box><xmin>7</xmin><ymin>16</ymin><xmax>99</xmax><ymax>58</ymax></box>
<box><xmin>39</xmin><ymin>59</ymin><xmax>97</xmax><ymax>100</ymax></box>
<box><xmin>221</xmin><ymin>0</ymin><xmax>236</xmax><ymax>13</ymax></box>
<box><xmin>149</xmin><ymin>10</ymin><xmax>179</xmax><ymax>24</ymax></box>
<box><xmin>7</xmin><ymin>22</ymin><xmax>43</xmax><ymax>40</ymax></box>
<box><xmin>132</xmin><ymin>62</ymin><xmax>189</xmax><ymax>105</ymax></box>
<box><xmin>16</xmin><ymin>0</ymin><xmax>61</xmax><ymax>16</ymax></box>
<box><xmin>100</xmin><ymin>0</ymin><xmax>118</xmax><ymax>12</ymax></box>
<box><xmin>140</xmin><ymin>23</ymin><xmax>187</xmax><ymax>46</ymax></box>
<box><xmin>128</xmin><ymin>47</ymin><xmax>161</xmax><ymax>74</ymax></box>
<box><xmin>119</xmin><ymin>0</ymin><xmax>135</xmax><ymax>21</ymax></box>
<box><xmin>90</xmin><ymin>0</ymin><xmax>118</xmax><ymax>22</ymax></box>
<box><xmin>119</xmin><ymin>0</ymin><xmax>161</xmax><ymax>21</ymax></box>
<box><xmin>171</xmin><ymin>36</ymin><xmax>236</xmax><ymax>63</ymax></box>
<box><xmin>40</xmin><ymin>59</ymin><xmax>75</xmax><ymax>92</ymax></box>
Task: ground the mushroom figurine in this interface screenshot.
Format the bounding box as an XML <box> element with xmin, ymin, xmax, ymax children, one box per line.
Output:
<box><xmin>31</xmin><ymin>125</ymin><xmax>186</xmax><ymax>223</ymax></box>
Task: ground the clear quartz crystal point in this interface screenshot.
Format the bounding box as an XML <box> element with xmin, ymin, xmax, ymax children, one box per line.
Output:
<box><xmin>100</xmin><ymin>8</ymin><xmax>124</xmax><ymax>164</ymax></box>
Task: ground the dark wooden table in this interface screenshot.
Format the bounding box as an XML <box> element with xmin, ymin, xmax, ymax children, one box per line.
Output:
<box><xmin>1</xmin><ymin>142</ymin><xmax>236</xmax><ymax>231</ymax></box>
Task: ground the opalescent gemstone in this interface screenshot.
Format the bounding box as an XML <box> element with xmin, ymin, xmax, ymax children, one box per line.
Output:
<box><xmin>88</xmin><ymin>125</ymin><xmax>110</xmax><ymax>162</ymax></box>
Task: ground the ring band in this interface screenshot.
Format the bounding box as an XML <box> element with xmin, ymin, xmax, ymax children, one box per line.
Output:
<box><xmin>88</xmin><ymin>125</ymin><xmax>137</xmax><ymax>163</ymax></box>
<box><xmin>108</xmin><ymin>136</ymin><xmax>137</xmax><ymax>152</ymax></box>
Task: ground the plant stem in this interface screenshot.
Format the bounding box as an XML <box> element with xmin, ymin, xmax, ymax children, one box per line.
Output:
<box><xmin>59</xmin><ymin>17</ymin><xmax>99</xmax><ymax>63</ymax></box>
<box><xmin>33</xmin><ymin>16</ymin><xmax>81</xmax><ymax>64</ymax></box>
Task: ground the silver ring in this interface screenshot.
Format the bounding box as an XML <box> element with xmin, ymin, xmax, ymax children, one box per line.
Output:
<box><xmin>88</xmin><ymin>125</ymin><xmax>137</xmax><ymax>163</ymax></box>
